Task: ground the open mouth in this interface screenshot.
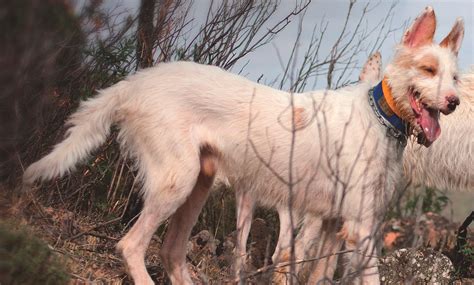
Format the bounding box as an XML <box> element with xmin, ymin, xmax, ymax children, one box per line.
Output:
<box><xmin>408</xmin><ymin>87</ymin><xmax>441</xmax><ymax>147</ymax></box>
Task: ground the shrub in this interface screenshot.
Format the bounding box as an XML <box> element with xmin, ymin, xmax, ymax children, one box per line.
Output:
<box><xmin>0</xmin><ymin>223</ymin><xmax>69</xmax><ymax>285</ymax></box>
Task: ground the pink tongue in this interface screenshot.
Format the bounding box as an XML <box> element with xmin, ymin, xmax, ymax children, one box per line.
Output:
<box><xmin>419</xmin><ymin>108</ymin><xmax>441</xmax><ymax>143</ymax></box>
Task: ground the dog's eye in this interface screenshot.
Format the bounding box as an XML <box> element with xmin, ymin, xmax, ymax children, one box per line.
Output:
<box><xmin>422</xmin><ymin>66</ymin><xmax>436</xmax><ymax>75</ymax></box>
<box><xmin>453</xmin><ymin>74</ymin><xmax>459</xmax><ymax>82</ymax></box>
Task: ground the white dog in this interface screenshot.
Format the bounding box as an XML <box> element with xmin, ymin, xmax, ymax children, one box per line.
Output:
<box><xmin>270</xmin><ymin>61</ymin><xmax>474</xmax><ymax>284</ymax></box>
<box><xmin>404</xmin><ymin>71</ymin><xmax>474</xmax><ymax>191</ymax></box>
<box><xmin>256</xmin><ymin>13</ymin><xmax>470</xmax><ymax>285</ymax></box>
<box><xmin>23</xmin><ymin>6</ymin><xmax>463</xmax><ymax>285</ymax></box>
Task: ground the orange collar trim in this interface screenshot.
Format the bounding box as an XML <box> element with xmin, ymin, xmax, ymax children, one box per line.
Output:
<box><xmin>381</xmin><ymin>78</ymin><xmax>402</xmax><ymax>118</ymax></box>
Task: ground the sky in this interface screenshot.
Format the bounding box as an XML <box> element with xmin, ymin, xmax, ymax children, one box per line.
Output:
<box><xmin>100</xmin><ymin>0</ymin><xmax>474</xmax><ymax>90</ymax></box>
<box><xmin>233</xmin><ymin>0</ymin><xmax>474</xmax><ymax>88</ymax></box>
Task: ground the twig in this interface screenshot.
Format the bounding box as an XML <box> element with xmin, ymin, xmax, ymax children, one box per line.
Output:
<box><xmin>85</xmin><ymin>231</ymin><xmax>120</xmax><ymax>241</ymax></box>
<box><xmin>452</xmin><ymin>211</ymin><xmax>474</xmax><ymax>273</ymax></box>
<box><xmin>456</xmin><ymin>211</ymin><xmax>474</xmax><ymax>250</ymax></box>
<box><xmin>239</xmin><ymin>249</ymin><xmax>354</xmax><ymax>281</ymax></box>
<box><xmin>70</xmin><ymin>273</ymin><xmax>88</xmax><ymax>281</ymax></box>
<box><xmin>67</xmin><ymin>216</ymin><xmax>122</xmax><ymax>241</ymax></box>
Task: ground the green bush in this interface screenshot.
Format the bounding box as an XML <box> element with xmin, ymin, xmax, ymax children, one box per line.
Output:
<box><xmin>404</xmin><ymin>187</ymin><xmax>449</xmax><ymax>216</ymax></box>
<box><xmin>0</xmin><ymin>223</ymin><xmax>69</xmax><ymax>285</ymax></box>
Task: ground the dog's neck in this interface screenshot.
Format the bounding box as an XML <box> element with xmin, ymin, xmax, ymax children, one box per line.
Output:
<box><xmin>368</xmin><ymin>79</ymin><xmax>409</xmax><ymax>145</ymax></box>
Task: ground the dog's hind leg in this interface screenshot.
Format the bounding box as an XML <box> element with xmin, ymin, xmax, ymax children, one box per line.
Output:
<box><xmin>159</xmin><ymin>148</ymin><xmax>218</xmax><ymax>284</ymax></box>
<box><xmin>116</xmin><ymin>148</ymin><xmax>201</xmax><ymax>285</ymax></box>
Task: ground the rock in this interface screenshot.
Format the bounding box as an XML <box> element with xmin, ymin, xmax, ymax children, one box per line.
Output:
<box><xmin>379</xmin><ymin>247</ymin><xmax>454</xmax><ymax>284</ymax></box>
<box><xmin>187</xmin><ymin>230</ymin><xmax>218</xmax><ymax>257</ymax></box>
<box><xmin>249</xmin><ymin>218</ymin><xmax>272</xmax><ymax>269</ymax></box>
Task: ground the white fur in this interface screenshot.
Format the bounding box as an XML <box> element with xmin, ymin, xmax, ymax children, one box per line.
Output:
<box><xmin>233</xmin><ymin>52</ymin><xmax>384</xmax><ymax>276</ymax></box>
<box><xmin>404</xmin><ymin>71</ymin><xmax>474</xmax><ymax>191</ymax></box>
<box><xmin>23</xmin><ymin>81</ymin><xmax>129</xmax><ymax>185</ymax></box>
<box><xmin>273</xmin><ymin>62</ymin><xmax>471</xmax><ymax>284</ymax></box>
<box><xmin>23</xmin><ymin>7</ymin><xmax>463</xmax><ymax>285</ymax></box>
<box><xmin>272</xmin><ymin>67</ymin><xmax>474</xmax><ymax>284</ymax></box>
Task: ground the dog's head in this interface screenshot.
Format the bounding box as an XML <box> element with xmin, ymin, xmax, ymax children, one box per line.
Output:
<box><xmin>385</xmin><ymin>7</ymin><xmax>464</xmax><ymax>147</ymax></box>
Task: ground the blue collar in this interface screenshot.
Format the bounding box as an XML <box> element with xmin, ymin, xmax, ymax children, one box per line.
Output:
<box><xmin>368</xmin><ymin>81</ymin><xmax>408</xmax><ymax>144</ymax></box>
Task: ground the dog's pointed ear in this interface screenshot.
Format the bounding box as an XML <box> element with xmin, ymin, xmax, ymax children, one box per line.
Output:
<box><xmin>402</xmin><ymin>6</ymin><xmax>436</xmax><ymax>48</ymax></box>
<box><xmin>359</xmin><ymin>52</ymin><xmax>382</xmax><ymax>85</ymax></box>
<box><xmin>440</xmin><ymin>18</ymin><xmax>464</xmax><ymax>56</ymax></box>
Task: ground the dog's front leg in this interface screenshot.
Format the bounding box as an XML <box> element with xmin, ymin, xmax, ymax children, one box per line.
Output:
<box><xmin>304</xmin><ymin>218</ymin><xmax>343</xmax><ymax>284</ymax></box>
<box><xmin>234</xmin><ymin>189</ymin><xmax>255</xmax><ymax>282</ymax></box>
<box><xmin>272</xmin><ymin>206</ymin><xmax>299</xmax><ymax>264</ymax></box>
<box><xmin>271</xmin><ymin>207</ymin><xmax>301</xmax><ymax>285</ymax></box>
<box><xmin>338</xmin><ymin>220</ymin><xmax>380</xmax><ymax>285</ymax></box>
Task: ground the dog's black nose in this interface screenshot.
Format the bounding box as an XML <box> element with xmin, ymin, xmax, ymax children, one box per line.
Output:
<box><xmin>447</xmin><ymin>95</ymin><xmax>460</xmax><ymax>111</ymax></box>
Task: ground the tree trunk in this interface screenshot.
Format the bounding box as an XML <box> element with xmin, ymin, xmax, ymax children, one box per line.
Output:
<box><xmin>136</xmin><ymin>0</ymin><xmax>156</xmax><ymax>69</ymax></box>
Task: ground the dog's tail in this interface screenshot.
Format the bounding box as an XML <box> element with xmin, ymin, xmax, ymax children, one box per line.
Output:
<box><xmin>23</xmin><ymin>81</ymin><xmax>128</xmax><ymax>186</ymax></box>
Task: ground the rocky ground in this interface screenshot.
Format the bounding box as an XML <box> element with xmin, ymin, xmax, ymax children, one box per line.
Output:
<box><xmin>0</xmin><ymin>190</ymin><xmax>472</xmax><ymax>284</ymax></box>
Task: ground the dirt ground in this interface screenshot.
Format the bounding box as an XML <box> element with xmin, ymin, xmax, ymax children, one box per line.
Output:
<box><xmin>0</xmin><ymin>189</ymin><xmax>472</xmax><ymax>284</ymax></box>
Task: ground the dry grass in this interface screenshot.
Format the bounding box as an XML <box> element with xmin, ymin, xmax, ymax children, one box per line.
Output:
<box><xmin>0</xmin><ymin>185</ymin><xmax>472</xmax><ymax>284</ymax></box>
